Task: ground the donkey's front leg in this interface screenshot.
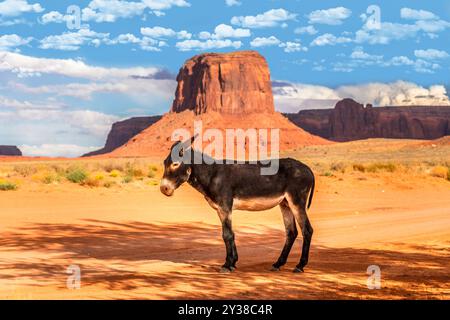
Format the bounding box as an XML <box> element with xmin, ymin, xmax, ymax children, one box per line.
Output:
<box><xmin>217</xmin><ymin>205</ymin><xmax>238</xmax><ymax>273</ymax></box>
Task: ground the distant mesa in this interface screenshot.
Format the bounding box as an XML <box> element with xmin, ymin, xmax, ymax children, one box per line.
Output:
<box><xmin>102</xmin><ymin>50</ymin><xmax>329</xmax><ymax>158</ymax></box>
<box><xmin>285</xmin><ymin>98</ymin><xmax>450</xmax><ymax>141</ymax></box>
<box><xmin>83</xmin><ymin>116</ymin><xmax>161</xmax><ymax>157</ymax></box>
<box><xmin>0</xmin><ymin>145</ymin><xmax>22</xmax><ymax>156</ymax></box>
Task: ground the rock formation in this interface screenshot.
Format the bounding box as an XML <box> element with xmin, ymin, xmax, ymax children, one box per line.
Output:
<box><xmin>104</xmin><ymin>51</ymin><xmax>329</xmax><ymax>158</ymax></box>
<box><xmin>0</xmin><ymin>145</ymin><xmax>22</xmax><ymax>156</ymax></box>
<box><xmin>171</xmin><ymin>51</ymin><xmax>274</xmax><ymax>115</ymax></box>
<box><xmin>285</xmin><ymin>98</ymin><xmax>450</xmax><ymax>141</ymax></box>
<box><xmin>83</xmin><ymin>116</ymin><xmax>161</xmax><ymax>156</ymax></box>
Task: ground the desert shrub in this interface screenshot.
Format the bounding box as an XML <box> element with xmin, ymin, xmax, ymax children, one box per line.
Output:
<box><xmin>367</xmin><ymin>163</ymin><xmax>397</xmax><ymax>173</ymax></box>
<box><xmin>92</xmin><ymin>172</ymin><xmax>105</xmax><ymax>181</ymax></box>
<box><xmin>103</xmin><ymin>180</ymin><xmax>116</xmax><ymax>188</ymax></box>
<box><xmin>49</xmin><ymin>164</ymin><xmax>66</xmax><ymax>175</ymax></box>
<box><xmin>14</xmin><ymin>165</ymin><xmax>37</xmax><ymax>177</ymax></box>
<box><xmin>330</xmin><ymin>162</ymin><xmax>346</xmax><ymax>173</ymax></box>
<box><xmin>352</xmin><ymin>163</ymin><xmax>366</xmax><ymax>172</ymax></box>
<box><xmin>430</xmin><ymin>166</ymin><xmax>448</xmax><ymax>179</ymax></box>
<box><xmin>147</xmin><ymin>170</ymin><xmax>156</xmax><ymax>178</ymax></box>
<box><xmin>82</xmin><ymin>177</ymin><xmax>100</xmax><ymax>187</ymax></box>
<box><xmin>101</xmin><ymin>162</ymin><xmax>125</xmax><ymax>173</ymax></box>
<box><xmin>42</xmin><ymin>172</ymin><xmax>60</xmax><ymax>184</ymax></box>
<box><xmin>128</xmin><ymin>167</ymin><xmax>144</xmax><ymax>178</ymax></box>
<box><xmin>66</xmin><ymin>168</ymin><xmax>88</xmax><ymax>184</ymax></box>
<box><xmin>321</xmin><ymin>171</ymin><xmax>333</xmax><ymax>177</ymax></box>
<box><xmin>122</xmin><ymin>175</ymin><xmax>133</xmax><ymax>184</ymax></box>
<box><xmin>0</xmin><ymin>181</ymin><xmax>17</xmax><ymax>191</ymax></box>
<box><xmin>109</xmin><ymin>169</ymin><xmax>121</xmax><ymax>178</ymax></box>
<box><xmin>147</xmin><ymin>179</ymin><xmax>159</xmax><ymax>186</ymax></box>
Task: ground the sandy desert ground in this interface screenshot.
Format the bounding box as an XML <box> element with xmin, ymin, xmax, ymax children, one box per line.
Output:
<box><xmin>0</xmin><ymin>139</ymin><xmax>449</xmax><ymax>299</ymax></box>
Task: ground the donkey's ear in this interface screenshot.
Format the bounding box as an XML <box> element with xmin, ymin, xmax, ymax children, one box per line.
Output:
<box><xmin>190</xmin><ymin>133</ymin><xmax>199</xmax><ymax>145</ymax></box>
<box><xmin>181</xmin><ymin>133</ymin><xmax>199</xmax><ymax>149</ymax></box>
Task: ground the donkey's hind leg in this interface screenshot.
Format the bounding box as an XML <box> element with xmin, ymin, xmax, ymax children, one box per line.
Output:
<box><xmin>286</xmin><ymin>192</ymin><xmax>314</xmax><ymax>273</ymax></box>
<box><xmin>272</xmin><ymin>200</ymin><xmax>298</xmax><ymax>271</ymax></box>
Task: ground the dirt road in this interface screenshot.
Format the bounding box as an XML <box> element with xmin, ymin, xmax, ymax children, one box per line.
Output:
<box><xmin>0</xmin><ymin>172</ymin><xmax>449</xmax><ymax>299</ymax></box>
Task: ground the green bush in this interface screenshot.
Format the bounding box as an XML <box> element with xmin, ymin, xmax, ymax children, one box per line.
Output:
<box><xmin>0</xmin><ymin>181</ymin><xmax>17</xmax><ymax>191</ymax></box>
<box><xmin>66</xmin><ymin>168</ymin><xmax>88</xmax><ymax>184</ymax></box>
<box><xmin>122</xmin><ymin>175</ymin><xmax>133</xmax><ymax>184</ymax></box>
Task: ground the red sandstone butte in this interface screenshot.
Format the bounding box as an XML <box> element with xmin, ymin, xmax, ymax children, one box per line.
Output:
<box><xmin>106</xmin><ymin>51</ymin><xmax>329</xmax><ymax>158</ymax></box>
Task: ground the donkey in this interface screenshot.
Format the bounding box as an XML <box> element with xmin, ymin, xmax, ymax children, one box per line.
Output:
<box><xmin>160</xmin><ymin>136</ymin><xmax>315</xmax><ymax>273</ymax></box>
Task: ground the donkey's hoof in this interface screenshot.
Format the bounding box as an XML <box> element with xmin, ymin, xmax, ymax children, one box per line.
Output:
<box><xmin>220</xmin><ymin>266</ymin><xmax>233</xmax><ymax>273</ymax></box>
<box><xmin>293</xmin><ymin>267</ymin><xmax>304</xmax><ymax>273</ymax></box>
<box><xmin>270</xmin><ymin>266</ymin><xmax>281</xmax><ymax>271</ymax></box>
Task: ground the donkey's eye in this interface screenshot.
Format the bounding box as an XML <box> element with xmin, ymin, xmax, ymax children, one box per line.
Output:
<box><xmin>170</xmin><ymin>162</ymin><xmax>181</xmax><ymax>170</ymax></box>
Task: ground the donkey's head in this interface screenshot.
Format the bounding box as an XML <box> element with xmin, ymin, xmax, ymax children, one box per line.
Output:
<box><xmin>160</xmin><ymin>134</ymin><xmax>197</xmax><ymax>197</ymax></box>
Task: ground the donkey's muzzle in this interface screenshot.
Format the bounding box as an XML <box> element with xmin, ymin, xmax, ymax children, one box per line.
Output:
<box><xmin>160</xmin><ymin>179</ymin><xmax>175</xmax><ymax>196</ymax></box>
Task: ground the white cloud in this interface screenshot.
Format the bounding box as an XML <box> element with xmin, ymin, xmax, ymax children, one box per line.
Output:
<box><xmin>231</xmin><ymin>8</ymin><xmax>296</xmax><ymax>28</ymax></box>
<box><xmin>273</xmin><ymin>80</ymin><xmax>450</xmax><ymax>112</ymax></box>
<box><xmin>0</xmin><ymin>34</ymin><xmax>32</xmax><ymax>50</ymax></box>
<box><xmin>209</xmin><ymin>24</ymin><xmax>250</xmax><ymax>39</ymax></box>
<box><xmin>39</xmin><ymin>28</ymin><xmax>109</xmax><ymax>51</ymax></box>
<box><xmin>330</xmin><ymin>47</ymin><xmax>441</xmax><ymax>74</ymax></box>
<box><xmin>414</xmin><ymin>49</ymin><xmax>449</xmax><ymax>60</ymax></box>
<box><xmin>273</xmin><ymin>82</ymin><xmax>341</xmax><ymax>112</ymax></box>
<box><xmin>40</xmin><ymin>10</ymin><xmax>72</xmax><ymax>24</ymax></box>
<box><xmin>388</xmin><ymin>56</ymin><xmax>414</xmax><ymax>66</ymax></box>
<box><xmin>400</xmin><ymin>8</ymin><xmax>438</xmax><ymax>20</ymax></box>
<box><xmin>249</xmin><ymin>37</ymin><xmax>305</xmax><ymax>53</ymax></box>
<box><xmin>140</xmin><ymin>26</ymin><xmax>191</xmax><ymax>39</ymax></box>
<box><xmin>83</xmin><ymin>0</ymin><xmax>190</xmax><ymax>22</ymax></box>
<box><xmin>225</xmin><ymin>0</ymin><xmax>240</xmax><ymax>6</ymax></box>
<box><xmin>0</xmin><ymin>17</ymin><xmax>27</xmax><ymax>26</ymax></box>
<box><xmin>355</xmin><ymin>22</ymin><xmax>418</xmax><ymax>45</ymax></box>
<box><xmin>40</xmin><ymin>0</ymin><xmax>190</xmax><ymax>24</ymax></box>
<box><xmin>0</xmin><ymin>51</ymin><xmax>162</xmax><ymax>80</ymax></box>
<box><xmin>294</xmin><ymin>25</ymin><xmax>318</xmax><ymax>35</ymax></box>
<box><xmin>19</xmin><ymin>144</ymin><xmax>100</xmax><ymax>158</ymax></box>
<box><xmin>111</xmin><ymin>33</ymin><xmax>141</xmax><ymax>44</ymax></box>
<box><xmin>0</xmin><ymin>94</ymin><xmax>119</xmax><ymax>138</ymax></box>
<box><xmin>175</xmin><ymin>39</ymin><xmax>242</xmax><ymax>51</ymax></box>
<box><xmin>415</xmin><ymin>19</ymin><xmax>450</xmax><ymax>33</ymax></box>
<box><xmin>106</xmin><ymin>33</ymin><xmax>167</xmax><ymax>51</ymax></box>
<box><xmin>336</xmin><ymin>81</ymin><xmax>450</xmax><ymax>106</ymax></box>
<box><xmin>412</xmin><ymin>59</ymin><xmax>440</xmax><ymax>74</ymax></box>
<box><xmin>350</xmin><ymin>47</ymin><xmax>383</xmax><ymax>61</ymax></box>
<box><xmin>279</xmin><ymin>41</ymin><xmax>304</xmax><ymax>53</ymax></box>
<box><xmin>198</xmin><ymin>24</ymin><xmax>251</xmax><ymax>40</ymax></box>
<box><xmin>10</xmin><ymin>77</ymin><xmax>175</xmax><ymax>101</ymax></box>
<box><xmin>0</xmin><ymin>0</ymin><xmax>43</xmax><ymax>17</ymax></box>
<box><xmin>310</xmin><ymin>33</ymin><xmax>352</xmax><ymax>46</ymax></box>
<box><xmin>355</xmin><ymin>10</ymin><xmax>450</xmax><ymax>45</ymax></box>
<box><xmin>250</xmin><ymin>36</ymin><xmax>280</xmax><ymax>47</ymax></box>
<box><xmin>308</xmin><ymin>7</ymin><xmax>351</xmax><ymax>25</ymax></box>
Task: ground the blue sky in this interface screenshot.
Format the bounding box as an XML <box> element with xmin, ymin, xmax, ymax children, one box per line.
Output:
<box><xmin>1</xmin><ymin>0</ymin><xmax>450</xmax><ymax>156</ymax></box>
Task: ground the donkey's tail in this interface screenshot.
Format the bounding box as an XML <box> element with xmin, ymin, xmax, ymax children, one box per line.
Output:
<box><xmin>307</xmin><ymin>172</ymin><xmax>315</xmax><ymax>210</ymax></box>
